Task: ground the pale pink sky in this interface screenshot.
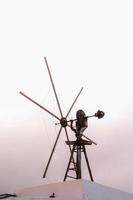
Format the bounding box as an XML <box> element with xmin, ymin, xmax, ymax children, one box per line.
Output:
<box><xmin>0</xmin><ymin>0</ymin><xmax>133</xmax><ymax>194</ymax></box>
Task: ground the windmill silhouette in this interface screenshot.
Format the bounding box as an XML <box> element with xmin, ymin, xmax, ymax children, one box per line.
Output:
<box><xmin>20</xmin><ymin>57</ymin><xmax>104</xmax><ymax>181</ymax></box>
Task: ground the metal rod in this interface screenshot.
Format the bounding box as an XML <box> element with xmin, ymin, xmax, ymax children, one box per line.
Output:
<box><xmin>66</xmin><ymin>87</ymin><xmax>83</xmax><ymax>118</ymax></box>
<box><xmin>20</xmin><ymin>91</ymin><xmax>60</xmax><ymax>121</ymax></box>
<box><xmin>44</xmin><ymin>57</ymin><xmax>63</xmax><ymax>118</ymax></box>
<box><xmin>55</xmin><ymin>115</ymin><xmax>95</xmax><ymax>126</ymax></box>
<box><xmin>64</xmin><ymin>127</ymin><xmax>76</xmax><ymax>167</ymax></box>
<box><xmin>65</xmin><ymin>175</ymin><xmax>77</xmax><ymax>179</ymax></box>
<box><xmin>83</xmin><ymin>145</ymin><xmax>94</xmax><ymax>182</ymax></box>
<box><xmin>76</xmin><ymin>145</ymin><xmax>82</xmax><ymax>179</ymax></box>
<box><xmin>67</xmin><ymin>115</ymin><xmax>95</xmax><ymax>123</ymax></box>
<box><xmin>64</xmin><ymin>127</ymin><xmax>71</xmax><ymax>151</ymax></box>
<box><xmin>43</xmin><ymin>126</ymin><xmax>63</xmax><ymax>178</ymax></box>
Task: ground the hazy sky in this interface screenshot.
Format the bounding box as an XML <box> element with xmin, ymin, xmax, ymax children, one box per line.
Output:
<box><xmin>0</xmin><ymin>0</ymin><xmax>133</xmax><ymax>194</ymax></box>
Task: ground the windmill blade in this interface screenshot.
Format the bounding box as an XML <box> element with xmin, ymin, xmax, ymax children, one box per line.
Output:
<box><xmin>20</xmin><ymin>91</ymin><xmax>60</xmax><ymax>121</ymax></box>
<box><xmin>55</xmin><ymin>87</ymin><xmax>83</xmax><ymax>127</ymax></box>
<box><xmin>64</xmin><ymin>127</ymin><xmax>72</xmax><ymax>151</ymax></box>
<box><xmin>64</xmin><ymin>127</ymin><xmax>76</xmax><ymax>176</ymax></box>
<box><xmin>43</xmin><ymin>126</ymin><xmax>63</xmax><ymax>178</ymax></box>
<box><xmin>66</xmin><ymin>87</ymin><xmax>83</xmax><ymax>118</ymax></box>
<box><xmin>44</xmin><ymin>57</ymin><xmax>63</xmax><ymax>118</ymax></box>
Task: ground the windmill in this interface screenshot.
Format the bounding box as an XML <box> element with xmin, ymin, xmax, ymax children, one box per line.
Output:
<box><xmin>20</xmin><ymin>57</ymin><xmax>104</xmax><ymax>182</ymax></box>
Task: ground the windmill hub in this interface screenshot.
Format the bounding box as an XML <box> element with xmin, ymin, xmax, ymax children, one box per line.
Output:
<box><xmin>60</xmin><ymin>117</ymin><xmax>67</xmax><ymax>127</ymax></box>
